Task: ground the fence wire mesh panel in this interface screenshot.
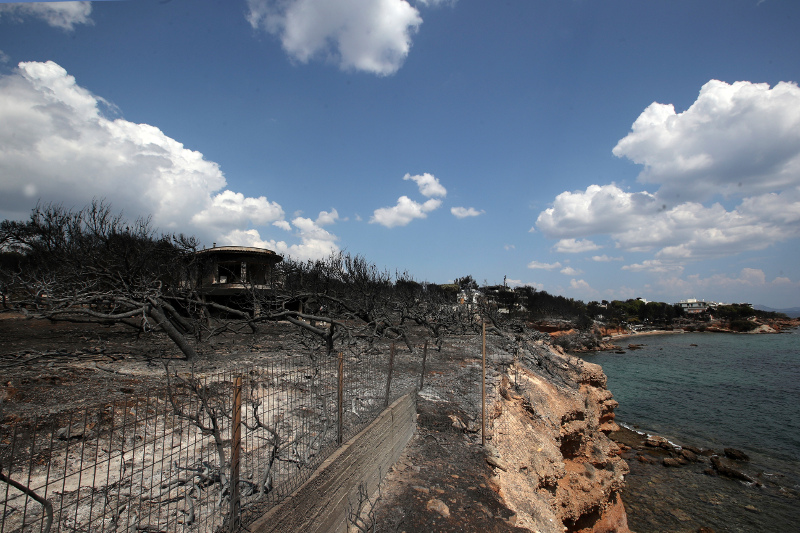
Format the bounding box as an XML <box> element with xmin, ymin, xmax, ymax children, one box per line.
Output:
<box><xmin>490</xmin><ymin>359</ymin><xmax>520</xmax><ymax>444</ymax></box>
<box><xmin>1</xmin><ymin>347</ymin><xmax>418</xmax><ymax>533</ymax></box>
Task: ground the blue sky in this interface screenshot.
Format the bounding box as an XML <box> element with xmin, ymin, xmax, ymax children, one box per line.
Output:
<box><xmin>1</xmin><ymin>0</ymin><xmax>799</xmax><ymax>308</ymax></box>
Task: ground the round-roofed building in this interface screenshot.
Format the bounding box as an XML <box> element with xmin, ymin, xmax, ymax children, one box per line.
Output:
<box><xmin>195</xmin><ymin>246</ymin><xmax>283</xmax><ymax>314</ymax></box>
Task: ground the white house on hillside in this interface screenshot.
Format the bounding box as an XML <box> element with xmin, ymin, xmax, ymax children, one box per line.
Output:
<box><xmin>677</xmin><ymin>298</ymin><xmax>714</xmax><ymax>315</ymax></box>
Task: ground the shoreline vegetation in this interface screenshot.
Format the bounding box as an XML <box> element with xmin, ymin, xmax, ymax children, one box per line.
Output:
<box><xmin>543</xmin><ymin>315</ymin><xmax>800</xmax><ymax>353</ymax></box>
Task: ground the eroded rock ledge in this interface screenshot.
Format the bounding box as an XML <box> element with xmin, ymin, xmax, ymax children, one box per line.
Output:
<box><xmin>369</xmin><ymin>334</ymin><xmax>630</xmax><ymax>532</ymax></box>
<box><xmin>491</xmin><ymin>340</ymin><xmax>630</xmax><ymax>533</ymax></box>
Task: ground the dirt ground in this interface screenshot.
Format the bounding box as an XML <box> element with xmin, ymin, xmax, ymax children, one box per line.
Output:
<box><xmin>1</xmin><ymin>313</ymin><xmax>525</xmax><ymax>532</ymax></box>
<box><xmin>371</xmin><ymin>395</ymin><xmax>528</xmax><ymax>533</ymax></box>
<box><xmin>0</xmin><ymin>313</ymin><xmax>302</xmax><ymax>421</ymax></box>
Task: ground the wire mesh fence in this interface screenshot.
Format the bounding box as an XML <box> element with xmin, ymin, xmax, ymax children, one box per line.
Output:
<box><xmin>1</xmin><ymin>347</ymin><xmax>417</xmax><ymax>533</ymax></box>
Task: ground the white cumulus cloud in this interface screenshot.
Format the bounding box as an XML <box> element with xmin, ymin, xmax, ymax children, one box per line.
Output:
<box><xmin>221</xmin><ymin>217</ymin><xmax>339</xmax><ymax>261</ymax></box>
<box><xmin>591</xmin><ymin>254</ymin><xmax>623</xmax><ymax>262</ymax></box>
<box><xmin>0</xmin><ymin>60</ymin><xmax>339</xmax><ymax>261</ymax></box>
<box><xmin>370</xmin><ymin>172</ymin><xmax>446</xmax><ymax>227</ymax></box>
<box><xmin>246</xmin><ymin>0</ymin><xmax>422</xmax><ymax>76</ymax></box>
<box><xmin>527</xmin><ymin>261</ymin><xmax>562</xmax><ymax>270</ymax></box>
<box><xmin>0</xmin><ymin>1</ymin><xmax>92</xmax><ymax>31</ymax></box>
<box><xmin>537</xmin><ymin>184</ymin><xmax>658</xmax><ymax>238</ymax></box>
<box><xmin>537</xmin><ymin>80</ymin><xmax>800</xmax><ymax>268</ymax></box>
<box><xmin>192</xmin><ymin>190</ymin><xmax>285</xmax><ymax>233</ymax></box>
<box><xmin>222</xmin><ymin>209</ymin><xmax>340</xmax><ymax>262</ymax></box>
<box><xmin>553</xmin><ymin>238</ymin><xmax>601</xmax><ymax>253</ymax></box>
<box><xmin>370</xmin><ymin>196</ymin><xmax>441</xmax><ymax>228</ymax></box>
<box><xmin>560</xmin><ymin>266</ymin><xmax>582</xmax><ymax>276</ymax></box>
<box><xmin>315</xmin><ymin>208</ymin><xmax>341</xmax><ymax>226</ymax></box>
<box><xmin>622</xmin><ymin>260</ymin><xmax>684</xmax><ymax>274</ymax></box>
<box><xmin>0</xmin><ymin>61</ymin><xmax>223</xmax><ymax>228</ymax></box>
<box><xmin>569</xmin><ymin>279</ymin><xmax>594</xmax><ymax>292</ymax></box>
<box><xmin>539</xmin><ymin>183</ymin><xmax>797</xmax><ymax>258</ymax></box>
<box><xmin>404</xmin><ymin>172</ymin><xmax>447</xmax><ymax>197</ymax></box>
<box><xmin>451</xmin><ymin>206</ymin><xmax>484</xmax><ymax>218</ymax></box>
<box><xmin>613</xmin><ymin>80</ymin><xmax>800</xmax><ymax>203</ymax></box>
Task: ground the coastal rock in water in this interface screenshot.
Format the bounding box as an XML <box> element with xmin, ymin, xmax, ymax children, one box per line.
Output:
<box><xmin>711</xmin><ymin>456</ymin><xmax>754</xmax><ymax>483</ymax></box>
<box><xmin>724</xmin><ymin>448</ymin><xmax>750</xmax><ymax>461</ymax></box>
<box><xmin>645</xmin><ymin>435</ymin><xmax>674</xmax><ymax>450</ymax></box>
<box><xmin>680</xmin><ymin>449</ymin><xmax>699</xmax><ymax>462</ymax></box>
<box><xmin>682</xmin><ymin>444</ymin><xmax>705</xmax><ymax>455</ymax></box>
<box><xmin>662</xmin><ymin>457</ymin><xmax>686</xmax><ymax>467</ymax></box>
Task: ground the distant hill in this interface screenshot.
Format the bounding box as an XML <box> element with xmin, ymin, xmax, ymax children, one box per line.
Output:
<box><xmin>754</xmin><ymin>305</ymin><xmax>800</xmax><ymax>318</ymax></box>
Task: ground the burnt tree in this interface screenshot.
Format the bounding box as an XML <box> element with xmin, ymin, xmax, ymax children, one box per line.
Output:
<box><xmin>0</xmin><ymin>201</ymin><xmax>203</xmax><ymax>360</ymax></box>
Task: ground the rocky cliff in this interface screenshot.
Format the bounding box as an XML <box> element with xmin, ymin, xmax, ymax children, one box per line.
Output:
<box><xmin>365</xmin><ymin>332</ymin><xmax>631</xmax><ymax>532</ymax></box>
<box><xmin>490</xmin><ymin>339</ymin><xmax>630</xmax><ymax>533</ymax></box>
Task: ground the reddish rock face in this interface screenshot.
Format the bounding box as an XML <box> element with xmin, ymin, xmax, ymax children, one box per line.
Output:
<box><xmin>491</xmin><ymin>346</ymin><xmax>631</xmax><ymax>533</ymax></box>
<box><xmin>573</xmin><ymin>492</ymin><xmax>630</xmax><ymax>533</ymax></box>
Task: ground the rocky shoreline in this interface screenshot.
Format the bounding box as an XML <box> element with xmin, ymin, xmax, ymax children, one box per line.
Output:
<box><xmin>543</xmin><ymin>316</ymin><xmax>800</xmax><ymax>354</ymax></box>
<box><xmin>612</xmin><ymin>426</ymin><xmax>757</xmax><ymax>485</ymax></box>
<box><xmin>591</xmin><ymin>328</ymin><xmax>800</xmax><ymax>533</ymax></box>
<box><xmin>608</xmin><ymin>424</ymin><xmax>800</xmax><ymax>533</ymax></box>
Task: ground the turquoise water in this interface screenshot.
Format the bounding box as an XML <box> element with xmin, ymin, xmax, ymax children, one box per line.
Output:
<box><xmin>581</xmin><ymin>329</ymin><xmax>800</xmax><ymax>532</ymax></box>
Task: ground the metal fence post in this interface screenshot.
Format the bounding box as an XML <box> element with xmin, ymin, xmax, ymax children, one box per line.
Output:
<box><xmin>384</xmin><ymin>343</ymin><xmax>395</xmax><ymax>408</ymax></box>
<box><xmin>482</xmin><ymin>322</ymin><xmax>486</xmax><ymax>447</ymax></box>
<box><xmin>419</xmin><ymin>340</ymin><xmax>428</xmax><ymax>390</ymax></box>
<box><xmin>229</xmin><ymin>376</ymin><xmax>242</xmax><ymax>532</ymax></box>
<box><xmin>337</xmin><ymin>352</ymin><xmax>344</xmax><ymax>445</ymax></box>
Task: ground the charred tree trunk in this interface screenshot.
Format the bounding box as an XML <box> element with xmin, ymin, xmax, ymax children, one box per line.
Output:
<box><xmin>148</xmin><ymin>301</ymin><xmax>198</xmax><ymax>361</ymax></box>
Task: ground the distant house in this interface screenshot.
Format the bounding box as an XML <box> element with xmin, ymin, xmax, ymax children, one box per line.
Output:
<box><xmin>194</xmin><ymin>245</ymin><xmax>283</xmax><ymax>314</ymax></box>
<box><xmin>483</xmin><ymin>285</ymin><xmax>522</xmax><ymax>314</ymax></box>
<box><xmin>457</xmin><ymin>289</ymin><xmax>483</xmax><ymax>305</ymax></box>
<box><xmin>677</xmin><ymin>298</ymin><xmax>714</xmax><ymax>315</ymax></box>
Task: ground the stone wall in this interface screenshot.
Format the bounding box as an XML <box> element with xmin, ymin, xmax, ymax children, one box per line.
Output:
<box><xmin>250</xmin><ymin>392</ymin><xmax>417</xmax><ymax>533</ymax></box>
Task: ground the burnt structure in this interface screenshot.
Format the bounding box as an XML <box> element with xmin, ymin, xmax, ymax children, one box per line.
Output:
<box><xmin>195</xmin><ymin>245</ymin><xmax>283</xmax><ymax>314</ymax></box>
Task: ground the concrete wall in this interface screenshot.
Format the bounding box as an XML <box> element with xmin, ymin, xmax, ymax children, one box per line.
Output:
<box><xmin>250</xmin><ymin>392</ymin><xmax>417</xmax><ymax>533</ymax></box>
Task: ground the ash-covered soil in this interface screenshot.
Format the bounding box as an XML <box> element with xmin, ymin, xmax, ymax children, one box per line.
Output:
<box><xmin>1</xmin><ymin>313</ymin><xmax>529</xmax><ymax>533</ymax></box>
<box><xmin>0</xmin><ymin>314</ymin><xmax>307</xmax><ymax>421</ymax></box>
<box><xmin>370</xmin><ymin>334</ymin><xmax>528</xmax><ymax>533</ymax></box>
<box><xmin>2</xmin><ymin>314</ymin><xmax>622</xmax><ymax>533</ymax></box>
<box><xmin>372</xmin><ymin>395</ymin><xmax>528</xmax><ymax>532</ymax></box>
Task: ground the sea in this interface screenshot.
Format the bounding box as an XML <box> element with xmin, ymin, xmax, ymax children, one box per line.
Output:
<box><xmin>579</xmin><ymin>329</ymin><xmax>800</xmax><ymax>533</ymax></box>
